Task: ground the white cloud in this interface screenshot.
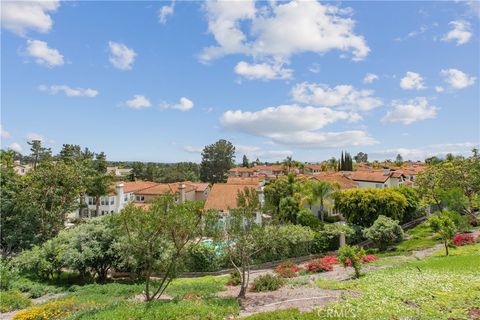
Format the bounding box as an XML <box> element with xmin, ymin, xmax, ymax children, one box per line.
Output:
<box><xmin>9</xmin><ymin>142</ymin><xmax>23</xmax><ymax>153</ymax></box>
<box><xmin>442</xmin><ymin>20</ymin><xmax>472</xmax><ymax>45</ymax></box>
<box><xmin>25</xmin><ymin>39</ymin><xmax>64</xmax><ymax>67</ymax></box>
<box><xmin>159</xmin><ymin>1</ymin><xmax>175</xmax><ymax>24</ymax></box>
<box><xmin>235</xmin><ymin>145</ymin><xmax>293</xmax><ymax>159</ymax></box>
<box><xmin>394</xmin><ymin>25</ymin><xmax>428</xmax><ymax>42</ymax></box>
<box><xmin>161</xmin><ymin>97</ymin><xmax>194</xmax><ymax>111</ymax></box>
<box><xmin>125</xmin><ymin>95</ymin><xmax>151</xmax><ymax>109</ymax></box>
<box><xmin>382</xmin><ymin>97</ymin><xmax>437</xmax><ymax>125</ymax></box>
<box><xmin>108</xmin><ymin>41</ymin><xmax>136</xmax><ymax>70</ymax></box>
<box><xmin>363</xmin><ymin>73</ymin><xmax>379</xmax><ymax>84</ymax></box>
<box><xmin>435</xmin><ymin>86</ymin><xmax>445</xmax><ymax>93</ymax></box>
<box><xmin>400</xmin><ymin>71</ymin><xmax>426</xmax><ymax>90</ymax></box>
<box><xmin>309</xmin><ymin>63</ymin><xmax>321</xmax><ymax>74</ymax></box>
<box><xmin>268</xmin><ymin>130</ymin><xmax>377</xmax><ymax>148</ymax></box>
<box><xmin>221</xmin><ymin>104</ymin><xmax>376</xmax><ymax>148</ymax></box>
<box><xmin>26</xmin><ymin>132</ymin><xmax>44</xmax><ymax>142</ymax></box>
<box><xmin>440</xmin><ymin>68</ymin><xmax>476</xmax><ymax>89</ymax></box>
<box><xmin>200</xmin><ymin>0</ymin><xmax>369</xmax><ymax>63</ymax></box>
<box><xmin>1</xmin><ymin>1</ymin><xmax>59</xmax><ymax>36</ymax></box>
<box><xmin>291</xmin><ymin>82</ymin><xmax>382</xmax><ymax>111</ymax></box>
<box><xmin>234</xmin><ymin>61</ymin><xmax>293</xmax><ymax>80</ymax></box>
<box><xmin>39</xmin><ymin>85</ymin><xmax>98</xmax><ymax>97</ymax></box>
<box><xmin>183</xmin><ymin>146</ymin><xmax>203</xmax><ymax>154</ymax></box>
<box><xmin>1</xmin><ymin>125</ymin><xmax>11</xmax><ymax>138</ymax></box>
<box><xmin>372</xmin><ymin>142</ymin><xmax>478</xmax><ymax>161</ymax></box>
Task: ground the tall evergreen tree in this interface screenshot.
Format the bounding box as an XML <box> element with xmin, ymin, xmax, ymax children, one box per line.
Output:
<box><xmin>242</xmin><ymin>155</ymin><xmax>249</xmax><ymax>168</ymax></box>
<box><xmin>200</xmin><ymin>139</ymin><xmax>235</xmax><ymax>183</ymax></box>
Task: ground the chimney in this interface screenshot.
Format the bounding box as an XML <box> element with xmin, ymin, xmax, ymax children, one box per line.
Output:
<box><xmin>179</xmin><ymin>183</ymin><xmax>186</xmax><ymax>204</ymax></box>
<box><xmin>115</xmin><ymin>183</ymin><xmax>125</xmax><ymax>213</ymax></box>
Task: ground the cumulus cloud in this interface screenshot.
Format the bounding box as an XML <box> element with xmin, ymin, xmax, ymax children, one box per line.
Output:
<box><xmin>371</xmin><ymin>142</ymin><xmax>478</xmax><ymax>161</ymax></box>
<box><xmin>125</xmin><ymin>95</ymin><xmax>151</xmax><ymax>109</ymax></box>
<box><xmin>26</xmin><ymin>132</ymin><xmax>44</xmax><ymax>142</ymax></box>
<box><xmin>1</xmin><ymin>1</ymin><xmax>60</xmax><ymax>36</ymax></box>
<box><xmin>363</xmin><ymin>73</ymin><xmax>378</xmax><ymax>84</ymax></box>
<box><xmin>291</xmin><ymin>82</ymin><xmax>382</xmax><ymax>112</ymax></box>
<box><xmin>235</xmin><ymin>145</ymin><xmax>293</xmax><ymax>159</ymax></box>
<box><xmin>159</xmin><ymin>1</ymin><xmax>175</xmax><ymax>24</ymax></box>
<box><xmin>382</xmin><ymin>97</ymin><xmax>437</xmax><ymax>125</ymax></box>
<box><xmin>1</xmin><ymin>125</ymin><xmax>11</xmax><ymax>138</ymax></box>
<box><xmin>440</xmin><ymin>68</ymin><xmax>476</xmax><ymax>89</ymax></box>
<box><xmin>200</xmin><ymin>0</ymin><xmax>369</xmax><ymax>63</ymax></box>
<box><xmin>435</xmin><ymin>86</ymin><xmax>444</xmax><ymax>93</ymax></box>
<box><xmin>108</xmin><ymin>41</ymin><xmax>136</xmax><ymax>70</ymax></box>
<box><xmin>39</xmin><ymin>84</ymin><xmax>98</xmax><ymax>97</ymax></box>
<box><xmin>221</xmin><ymin>104</ymin><xmax>376</xmax><ymax>148</ymax></box>
<box><xmin>162</xmin><ymin>97</ymin><xmax>194</xmax><ymax>111</ymax></box>
<box><xmin>400</xmin><ymin>71</ymin><xmax>426</xmax><ymax>90</ymax></box>
<box><xmin>442</xmin><ymin>20</ymin><xmax>472</xmax><ymax>45</ymax></box>
<box><xmin>183</xmin><ymin>146</ymin><xmax>203</xmax><ymax>154</ymax></box>
<box><xmin>25</xmin><ymin>39</ymin><xmax>64</xmax><ymax>67</ymax></box>
<box><xmin>234</xmin><ymin>61</ymin><xmax>293</xmax><ymax>80</ymax></box>
<box><xmin>9</xmin><ymin>143</ymin><xmax>23</xmax><ymax>153</ymax></box>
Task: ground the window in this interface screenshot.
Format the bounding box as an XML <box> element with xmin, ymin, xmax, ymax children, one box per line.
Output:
<box><xmin>101</xmin><ymin>198</ymin><xmax>105</xmax><ymax>205</ymax></box>
<box><xmin>88</xmin><ymin>197</ymin><xmax>94</xmax><ymax>205</ymax></box>
<box><xmin>136</xmin><ymin>195</ymin><xmax>145</xmax><ymax>202</ymax></box>
<box><xmin>110</xmin><ymin>197</ymin><xmax>114</xmax><ymax>205</ymax></box>
<box><xmin>375</xmin><ymin>183</ymin><xmax>383</xmax><ymax>188</ymax></box>
<box><xmin>124</xmin><ymin>195</ymin><xmax>129</xmax><ymax>201</ymax></box>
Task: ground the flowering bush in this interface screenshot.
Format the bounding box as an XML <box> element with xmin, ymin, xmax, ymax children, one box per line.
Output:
<box><xmin>452</xmin><ymin>233</ymin><xmax>475</xmax><ymax>246</ymax></box>
<box><xmin>344</xmin><ymin>254</ymin><xmax>378</xmax><ymax>267</ymax></box>
<box><xmin>13</xmin><ymin>298</ymin><xmax>90</xmax><ymax>320</ymax></box>
<box><xmin>320</xmin><ymin>255</ymin><xmax>338</xmax><ymax>265</ymax></box>
<box><xmin>274</xmin><ymin>261</ymin><xmax>302</xmax><ymax>278</ymax></box>
<box><xmin>305</xmin><ymin>259</ymin><xmax>333</xmax><ymax>273</ymax></box>
<box><xmin>251</xmin><ymin>274</ymin><xmax>284</xmax><ymax>292</ymax></box>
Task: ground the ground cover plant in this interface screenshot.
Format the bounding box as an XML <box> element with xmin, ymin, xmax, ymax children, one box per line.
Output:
<box><xmin>0</xmin><ymin>290</ymin><xmax>31</xmax><ymax>312</ymax></box>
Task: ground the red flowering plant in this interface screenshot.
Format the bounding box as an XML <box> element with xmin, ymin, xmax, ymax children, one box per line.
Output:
<box><xmin>344</xmin><ymin>255</ymin><xmax>378</xmax><ymax>267</ymax></box>
<box><xmin>274</xmin><ymin>261</ymin><xmax>303</xmax><ymax>278</ymax></box>
<box><xmin>320</xmin><ymin>255</ymin><xmax>338</xmax><ymax>265</ymax></box>
<box><xmin>305</xmin><ymin>259</ymin><xmax>333</xmax><ymax>273</ymax></box>
<box><xmin>452</xmin><ymin>233</ymin><xmax>475</xmax><ymax>246</ymax></box>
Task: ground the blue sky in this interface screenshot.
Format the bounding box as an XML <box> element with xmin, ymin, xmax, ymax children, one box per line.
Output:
<box><xmin>1</xmin><ymin>0</ymin><xmax>479</xmax><ymax>163</ymax></box>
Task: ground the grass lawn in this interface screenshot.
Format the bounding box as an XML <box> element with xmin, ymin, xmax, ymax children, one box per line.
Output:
<box><xmin>394</xmin><ymin>222</ymin><xmax>442</xmax><ymax>253</ymax></box>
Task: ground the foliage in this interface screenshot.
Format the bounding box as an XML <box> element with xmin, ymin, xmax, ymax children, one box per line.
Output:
<box><xmin>393</xmin><ymin>185</ymin><xmax>421</xmax><ymax>223</ymax></box>
<box><xmin>251</xmin><ymin>274</ymin><xmax>284</xmax><ymax>292</ymax></box>
<box><xmin>115</xmin><ymin>196</ymin><xmax>209</xmax><ymax>301</ymax></box>
<box><xmin>452</xmin><ymin>233</ymin><xmax>475</xmax><ymax>246</ymax></box>
<box><xmin>0</xmin><ymin>257</ymin><xmax>18</xmax><ymax>290</ymax></box>
<box><xmin>316</xmin><ymin>279</ymin><xmax>357</xmax><ymax>290</ymax></box>
<box><xmin>354</xmin><ymin>152</ymin><xmax>368</xmax><ymax>163</ymax></box>
<box><xmin>304</xmin><ymin>259</ymin><xmax>333</xmax><ymax>273</ymax></box>
<box><xmin>297</xmin><ymin>209</ymin><xmax>320</xmax><ymax>229</ymax></box>
<box><xmin>0</xmin><ymin>291</ymin><xmax>31</xmax><ymax>312</ymax></box>
<box><xmin>184</xmin><ymin>242</ymin><xmax>220</xmax><ymax>272</ymax></box>
<box><xmin>62</xmin><ymin>217</ymin><xmax>119</xmax><ymax>282</ymax></box>
<box><xmin>200</xmin><ymin>139</ymin><xmax>235</xmax><ymax>183</ymax></box>
<box><xmin>363</xmin><ymin>215</ymin><xmax>404</xmax><ymax>251</ymax></box>
<box><xmin>226</xmin><ymin>271</ymin><xmax>241</xmax><ymax>286</ymax></box>
<box><xmin>242</xmin><ymin>308</ymin><xmax>319</xmax><ymax>320</ymax></box>
<box><xmin>279</xmin><ymin>196</ymin><xmax>301</xmax><ymax>224</ymax></box>
<box><xmin>333</xmin><ymin>188</ymin><xmax>408</xmax><ymax>227</ymax></box>
<box><xmin>128</xmin><ymin>161</ymin><xmax>200</xmax><ymax>183</ymax></box>
<box><xmin>263</xmin><ymin>175</ymin><xmax>296</xmax><ymax>221</ymax></box>
<box><xmin>428</xmin><ymin>210</ymin><xmax>459</xmax><ymax>256</ymax></box>
<box><xmin>312</xmin><ymin>223</ymin><xmax>354</xmax><ymax>252</ymax></box>
<box><xmin>274</xmin><ymin>261</ymin><xmax>302</xmax><ymax>278</ymax></box>
<box><xmin>13</xmin><ymin>298</ymin><xmax>91</xmax><ymax>320</ymax></box>
<box><xmin>338</xmin><ymin>245</ymin><xmax>366</xmax><ymax>278</ymax></box>
<box><xmin>338</xmin><ymin>151</ymin><xmax>353</xmax><ymax>171</ymax></box>
<box><xmin>301</xmin><ymin>180</ymin><xmax>339</xmax><ymax>222</ymax></box>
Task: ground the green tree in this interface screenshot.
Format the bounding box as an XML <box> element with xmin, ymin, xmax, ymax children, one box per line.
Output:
<box><xmin>303</xmin><ymin>180</ymin><xmax>340</xmax><ymax>222</ymax></box>
<box><xmin>27</xmin><ymin>140</ymin><xmax>51</xmax><ymax>169</ymax></box>
<box><xmin>338</xmin><ymin>245</ymin><xmax>365</xmax><ymax>278</ymax></box>
<box><xmin>394</xmin><ymin>185</ymin><xmax>420</xmax><ymax>223</ymax></box>
<box><xmin>242</xmin><ymin>155</ymin><xmax>249</xmax><ymax>168</ymax></box>
<box><xmin>428</xmin><ymin>211</ymin><xmax>458</xmax><ymax>256</ymax></box>
<box><xmin>200</xmin><ymin>139</ymin><xmax>235</xmax><ymax>183</ymax></box>
<box><xmin>223</xmin><ymin>187</ymin><xmax>266</xmax><ymax>299</ymax></box>
<box><xmin>363</xmin><ymin>215</ymin><xmax>404</xmax><ymax>251</ymax></box>
<box><xmin>115</xmin><ymin>195</ymin><xmax>209</xmax><ymax>301</ymax></box>
<box><xmin>395</xmin><ymin>153</ymin><xmax>404</xmax><ymax>165</ymax></box>
<box><xmin>333</xmin><ymin>188</ymin><xmax>408</xmax><ymax>227</ymax></box>
<box><xmin>354</xmin><ymin>152</ymin><xmax>368</xmax><ymax>163</ymax></box>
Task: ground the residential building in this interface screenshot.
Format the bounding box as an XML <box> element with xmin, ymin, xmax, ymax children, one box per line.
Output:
<box><xmin>13</xmin><ymin>160</ymin><xmax>32</xmax><ymax>175</ymax></box>
<box><xmin>348</xmin><ymin>169</ymin><xmax>406</xmax><ymax>188</ymax></box>
<box><xmin>106</xmin><ymin>166</ymin><xmax>133</xmax><ymax>177</ymax></box>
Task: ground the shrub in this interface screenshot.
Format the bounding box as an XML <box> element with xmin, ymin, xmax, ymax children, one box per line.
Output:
<box><xmin>452</xmin><ymin>233</ymin><xmax>475</xmax><ymax>246</ymax></box>
<box><xmin>0</xmin><ymin>258</ymin><xmax>18</xmax><ymax>290</ymax></box>
<box><xmin>305</xmin><ymin>259</ymin><xmax>333</xmax><ymax>273</ymax></box>
<box><xmin>13</xmin><ymin>298</ymin><xmax>90</xmax><ymax>320</ymax></box>
<box><xmin>298</xmin><ymin>209</ymin><xmax>321</xmax><ymax>229</ymax></box>
<box><xmin>363</xmin><ymin>215</ymin><xmax>404</xmax><ymax>251</ymax></box>
<box><xmin>185</xmin><ymin>242</ymin><xmax>220</xmax><ymax>272</ymax></box>
<box><xmin>360</xmin><ymin>255</ymin><xmax>378</xmax><ymax>263</ymax></box>
<box><xmin>312</xmin><ymin>224</ymin><xmax>355</xmax><ymax>253</ymax></box>
<box><xmin>333</xmin><ymin>188</ymin><xmax>408</xmax><ymax>227</ymax></box>
<box><xmin>394</xmin><ymin>185</ymin><xmax>420</xmax><ymax>223</ymax></box>
<box><xmin>251</xmin><ymin>274</ymin><xmax>284</xmax><ymax>292</ymax></box>
<box><xmin>0</xmin><ymin>291</ymin><xmax>31</xmax><ymax>312</ymax></box>
<box><xmin>338</xmin><ymin>245</ymin><xmax>365</xmax><ymax>278</ymax></box>
<box><xmin>274</xmin><ymin>261</ymin><xmax>302</xmax><ymax>278</ymax></box>
<box><xmin>320</xmin><ymin>255</ymin><xmax>338</xmax><ymax>265</ymax></box>
<box><xmin>226</xmin><ymin>271</ymin><xmax>241</xmax><ymax>286</ymax></box>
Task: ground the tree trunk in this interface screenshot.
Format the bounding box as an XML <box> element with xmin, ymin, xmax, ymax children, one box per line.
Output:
<box><xmin>95</xmin><ymin>196</ymin><xmax>100</xmax><ymax>217</ymax></box>
<box><xmin>320</xmin><ymin>198</ymin><xmax>324</xmax><ymax>222</ymax></box>
<box><xmin>444</xmin><ymin>239</ymin><xmax>449</xmax><ymax>256</ymax></box>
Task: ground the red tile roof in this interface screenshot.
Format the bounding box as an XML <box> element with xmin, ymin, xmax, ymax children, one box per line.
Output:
<box><xmin>204</xmin><ymin>183</ymin><xmax>258</xmax><ymax>211</ymax></box>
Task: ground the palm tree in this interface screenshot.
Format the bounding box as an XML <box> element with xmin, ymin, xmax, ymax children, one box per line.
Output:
<box><xmin>310</xmin><ymin>180</ymin><xmax>339</xmax><ymax>222</ymax></box>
